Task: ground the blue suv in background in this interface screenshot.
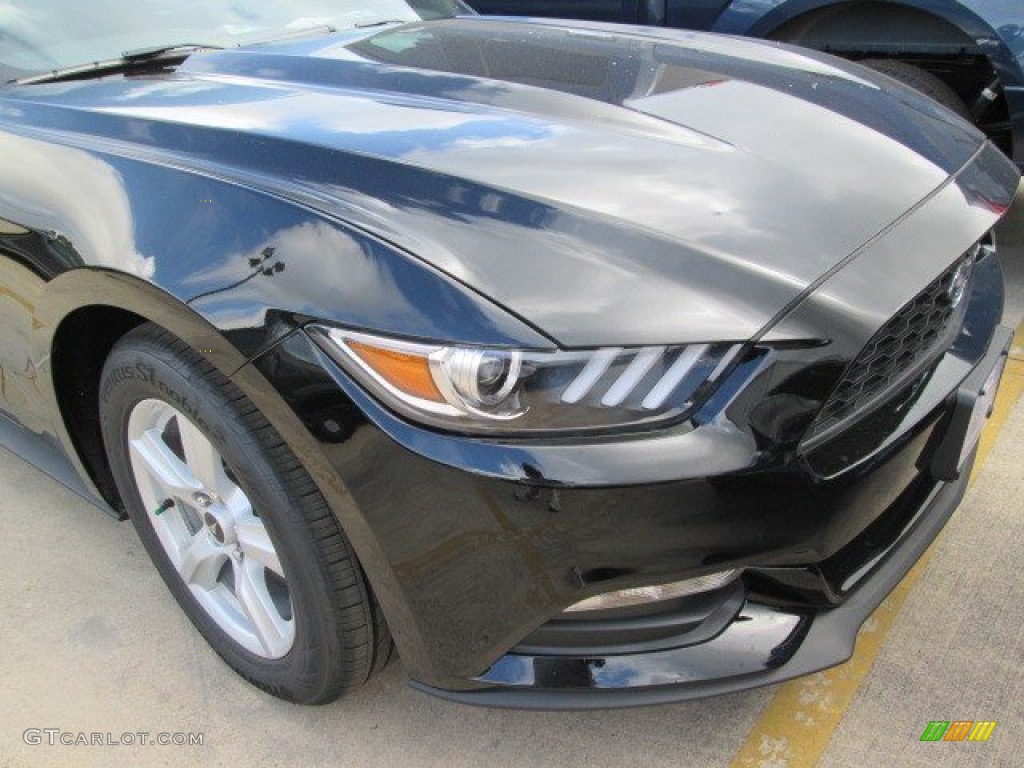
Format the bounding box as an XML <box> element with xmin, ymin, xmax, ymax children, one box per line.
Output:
<box><xmin>468</xmin><ymin>1</ymin><xmax>1024</xmax><ymax>167</ymax></box>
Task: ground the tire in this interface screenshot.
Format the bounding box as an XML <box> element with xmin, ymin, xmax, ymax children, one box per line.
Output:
<box><xmin>98</xmin><ymin>323</ymin><xmax>390</xmax><ymax>704</ymax></box>
<box><xmin>860</xmin><ymin>59</ymin><xmax>972</xmax><ymax>120</ymax></box>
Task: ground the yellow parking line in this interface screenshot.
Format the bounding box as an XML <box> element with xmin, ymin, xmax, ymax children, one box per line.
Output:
<box><xmin>729</xmin><ymin>322</ymin><xmax>1024</xmax><ymax>768</ymax></box>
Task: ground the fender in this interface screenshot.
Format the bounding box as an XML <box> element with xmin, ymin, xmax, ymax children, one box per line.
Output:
<box><xmin>0</xmin><ymin>120</ymin><xmax>547</xmax><ymax>474</ymax></box>
<box><xmin>0</xmin><ymin>125</ymin><xmax>543</xmax><ymax>660</ymax></box>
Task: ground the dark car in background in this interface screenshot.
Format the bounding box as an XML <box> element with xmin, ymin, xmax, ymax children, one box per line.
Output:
<box><xmin>0</xmin><ymin>0</ymin><xmax>1019</xmax><ymax>708</ymax></box>
<box><xmin>469</xmin><ymin>0</ymin><xmax>1024</xmax><ymax>166</ymax></box>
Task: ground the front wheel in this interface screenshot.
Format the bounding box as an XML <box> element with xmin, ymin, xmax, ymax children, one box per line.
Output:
<box><xmin>99</xmin><ymin>323</ymin><xmax>390</xmax><ymax>703</ymax></box>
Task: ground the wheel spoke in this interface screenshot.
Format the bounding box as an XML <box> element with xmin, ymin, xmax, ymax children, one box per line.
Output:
<box><xmin>220</xmin><ymin>484</ymin><xmax>252</xmax><ymax>526</ymax></box>
<box><xmin>176</xmin><ymin>414</ymin><xmax>229</xmax><ymax>495</ymax></box>
<box><xmin>234</xmin><ymin>560</ymin><xmax>292</xmax><ymax>657</ymax></box>
<box><xmin>236</xmin><ymin>516</ymin><xmax>283</xmax><ymax>577</ymax></box>
<box><xmin>129</xmin><ymin>427</ymin><xmax>200</xmax><ymax>499</ymax></box>
<box><xmin>177</xmin><ymin>532</ymin><xmax>225</xmax><ymax>590</ymax></box>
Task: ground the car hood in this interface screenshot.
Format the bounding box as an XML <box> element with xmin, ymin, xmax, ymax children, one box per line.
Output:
<box><xmin>2</xmin><ymin>18</ymin><xmax>997</xmax><ymax>346</ymax></box>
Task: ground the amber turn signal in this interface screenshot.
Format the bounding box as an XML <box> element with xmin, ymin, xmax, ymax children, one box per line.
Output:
<box><xmin>346</xmin><ymin>340</ymin><xmax>444</xmax><ymax>403</ymax></box>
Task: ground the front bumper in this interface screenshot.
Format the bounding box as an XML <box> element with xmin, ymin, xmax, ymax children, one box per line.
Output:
<box><xmin>414</xmin><ymin>465</ymin><xmax>966</xmax><ymax>709</ymax></box>
<box><xmin>249</xmin><ymin>291</ymin><xmax>1010</xmax><ymax>705</ymax></box>
<box><xmin>412</xmin><ymin>324</ymin><xmax>1011</xmax><ymax>708</ymax></box>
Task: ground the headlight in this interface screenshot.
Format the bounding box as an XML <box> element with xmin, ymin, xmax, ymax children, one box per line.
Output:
<box><xmin>310</xmin><ymin>326</ymin><xmax>742</xmax><ymax>434</ymax></box>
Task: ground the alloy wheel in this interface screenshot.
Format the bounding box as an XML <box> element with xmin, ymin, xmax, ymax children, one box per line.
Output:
<box><xmin>126</xmin><ymin>399</ymin><xmax>295</xmax><ymax>659</ymax></box>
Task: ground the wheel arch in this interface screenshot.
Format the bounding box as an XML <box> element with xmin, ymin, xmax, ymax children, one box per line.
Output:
<box><xmin>41</xmin><ymin>277</ymin><xmax>411</xmax><ymax>672</ymax></box>
<box><xmin>48</xmin><ymin>304</ymin><xmax>146</xmax><ymax>513</ymax></box>
<box><xmin>739</xmin><ymin>1</ymin><xmax>1023</xmax><ymax>84</ymax></box>
<box><xmin>39</xmin><ymin>271</ymin><xmax>310</xmax><ymax>515</ymax></box>
<box><xmin>763</xmin><ymin>1</ymin><xmax>979</xmax><ymax>53</ymax></box>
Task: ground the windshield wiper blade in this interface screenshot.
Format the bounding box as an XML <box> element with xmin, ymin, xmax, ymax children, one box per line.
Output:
<box><xmin>247</xmin><ymin>25</ymin><xmax>336</xmax><ymax>46</ymax></box>
<box><xmin>13</xmin><ymin>44</ymin><xmax>222</xmax><ymax>85</ymax></box>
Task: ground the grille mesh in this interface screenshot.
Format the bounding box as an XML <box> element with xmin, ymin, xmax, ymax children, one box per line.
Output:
<box><xmin>809</xmin><ymin>249</ymin><xmax>975</xmax><ymax>438</ymax></box>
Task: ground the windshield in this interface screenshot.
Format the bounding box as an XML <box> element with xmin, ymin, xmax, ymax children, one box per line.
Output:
<box><xmin>0</xmin><ymin>0</ymin><xmax>467</xmax><ymax>80</ymax></box>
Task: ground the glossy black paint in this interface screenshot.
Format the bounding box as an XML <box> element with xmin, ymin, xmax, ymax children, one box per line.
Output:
<box><xmin>247</xmin><ymin>259</ymin><xmax>1005</xmax><ymax>689</ymax></box>
<box><xmin>0</xmin><ymin>18</ymin><xmax>995</xmax><ymax>353</ymax></box>
<box><xmin>0</xmin><ymin>14</ymin><xmax>1019</xmax><ymax>704</ymax></box>
<box><xmin>416</xmin><ymin>452</ymin><xmax>977</xmax><ymax>708</ymax></box>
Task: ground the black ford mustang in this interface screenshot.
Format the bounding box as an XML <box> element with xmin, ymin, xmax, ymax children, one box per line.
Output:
<box><xmin>0</xmin><ymin>0</ymin><xmax>1018</xmax><ymax>708</ymax></box>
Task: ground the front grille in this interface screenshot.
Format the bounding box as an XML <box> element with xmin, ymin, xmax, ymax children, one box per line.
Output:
<box><xmin>808</xmin><ymin>246</ymin><xmax>978</xmax><ymax>439</ymax></box>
